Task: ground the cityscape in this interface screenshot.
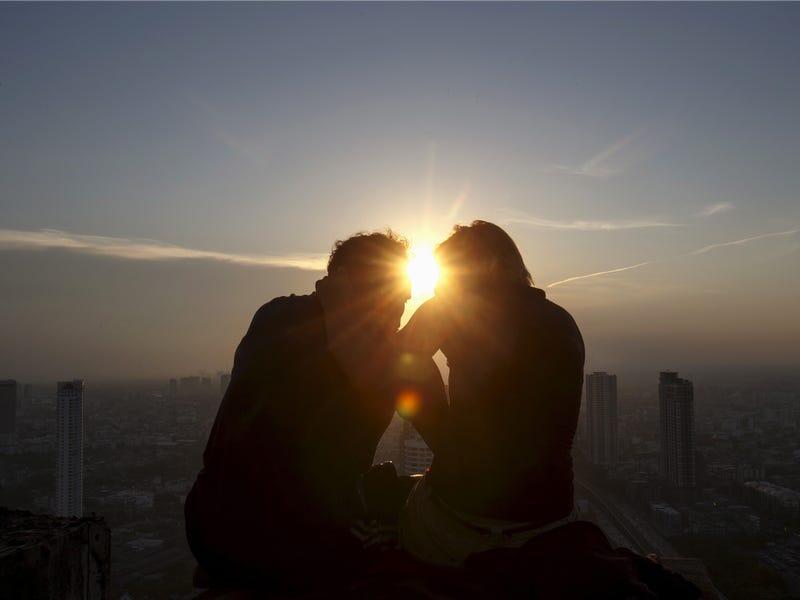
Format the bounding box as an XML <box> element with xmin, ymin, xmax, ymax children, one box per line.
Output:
<box><xmin>2</xmin><ymin>368</ymin><xmax>799</xmax><ymax>598</ymax></box>
<box><xmin>2</xmin><ymin>2</ymin><xmax>800</xmax><ymax>599</ymax></box>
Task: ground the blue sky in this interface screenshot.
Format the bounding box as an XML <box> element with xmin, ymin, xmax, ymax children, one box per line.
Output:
<box><xmin>1</xmin><ymin>3</ymin><xmax>798</xmax><ymax>379</ymax></box>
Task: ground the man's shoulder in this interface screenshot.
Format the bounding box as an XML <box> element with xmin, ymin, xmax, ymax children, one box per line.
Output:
<box><xmin>248</xmin><ymin>293</ymin><xmax>323</xmax><ymax>340</ymax></box>
<box><xmin>252</xmin><ymin>293</ymin><xmax>313</xmax><ymax>321</ymax></box>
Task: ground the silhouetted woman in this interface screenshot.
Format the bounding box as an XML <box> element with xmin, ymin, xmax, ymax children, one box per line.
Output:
<box><xmin>398</xmin><ymin>220</ymin><xmax>585</xmax><ymax>567</ymax></box>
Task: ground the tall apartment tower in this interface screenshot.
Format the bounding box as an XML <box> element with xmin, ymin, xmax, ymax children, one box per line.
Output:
<box><xmin>659</xmin><ymin>371</ymin><xmax>696</xmax><ymax>489</ymax></box>
<box><xmin>0</xmin><ymin>380</ymin><xmax>18</xmax><ymax>446</ymax></box>
<box><xmin>585</xmin><ymin>372</ymin><xmax>618</xmax><ymax>466</ymax></box>
<box><xmin>56</xmin><ymin>380</ymin><xmax>84</xmax><ymax>518</ymax></box>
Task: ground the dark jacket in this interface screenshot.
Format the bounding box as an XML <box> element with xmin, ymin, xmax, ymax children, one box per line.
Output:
<box><xmin>185</xmin><ymin>293</ymin><xmax>402</xmax><ymax>586</ymax></box>
<box><xmin>431</xmin><ymin>286</ymin><xmax>585</xmax><ymax>524</ymax></box>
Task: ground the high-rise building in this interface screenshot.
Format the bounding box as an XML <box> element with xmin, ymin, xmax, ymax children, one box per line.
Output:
<box><xmin>402</xmin><ymin>420</ymin><xmax>434</xmax><ymax>475</ymax></box>
<box><xmin>585</xmin><ymin>372</ymin><xmax>618</xmax><ymax>466</ymax></box>
<box><xmin>56</xmin><ymin>380</ymin><xmax>84</xmax><ymax>518</ymax></box>
<box><xmin>168</xmin><ymin>378</ymin><xmax>178</xmax><ymax>397</ymax></box>
<box><xmin>220</xmin><ymin>373</ymin><xmax>231</xmax><ymax>397</ymax></box>
<box><xmin>0</xmin><ymin>380</ymin><xmax>18</xmax><ymax>447</ymax></box>
<box><xmin>373</xmin><ymin>412</ymin><xmax>404</xmax><ymax>467</ymax></box>
<box><xmin>659</xmin><ymin>371</ymin><xmax>696</xmax><ymax>489</ymax></box>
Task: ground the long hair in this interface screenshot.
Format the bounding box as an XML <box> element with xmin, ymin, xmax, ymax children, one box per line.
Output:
<box><xmin>436</xmin><ymin>220</ymin><xmax>533</xmax><ymax>289</ymax></box>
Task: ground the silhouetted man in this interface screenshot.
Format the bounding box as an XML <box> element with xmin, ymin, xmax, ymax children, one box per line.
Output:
<box><xmin>398</xmin><ymin>221</ymin><xmax>585</xmax><ymax>567</ymax></box>
<box><xmin>185</xmin><ymin>231</ymin><xmax>445</xmax><ymax>591</ymax></box>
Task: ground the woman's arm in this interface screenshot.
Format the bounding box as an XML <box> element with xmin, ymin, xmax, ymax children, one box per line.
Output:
<box><xmin>405</xmin><ymin>354</ymin><xmax>450</xmax><ymax>456</ymax></box>
<box><xmin>397</xmin><ymin>297</ymin><xmax>449</xmax><ymax>356</ymax></box>
<box><xmin>395</xmin><ymin>297</ymin><xmax>453</xmax><ymax>455</ymax></box>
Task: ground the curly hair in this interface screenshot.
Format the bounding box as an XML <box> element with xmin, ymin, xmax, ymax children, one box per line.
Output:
<box><xmin>327</xmin><ymin>230</ymin><xmax>409</xmax><ymax>277</ymax></box>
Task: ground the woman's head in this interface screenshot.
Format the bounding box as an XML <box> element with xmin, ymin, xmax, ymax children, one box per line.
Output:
<box><xmin>436</xmin><ymin>221</ymin><xmax>532</xmax><ymax>295</ymax></box>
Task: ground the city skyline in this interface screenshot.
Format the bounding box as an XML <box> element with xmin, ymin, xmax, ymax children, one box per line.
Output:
<box><xmin>5</xmin><ymin>360</ymin><xmax>796</xmax><ymax>598</ymax></box>
<box><xmin>1</xmin><ymin>3</ymin><xmax>799</xmax><ymax>379</ymax></box>
<box><xmin>2</xmin><ymin>4</ymin><xmax>799</xmax><ymax>598</ymax></box>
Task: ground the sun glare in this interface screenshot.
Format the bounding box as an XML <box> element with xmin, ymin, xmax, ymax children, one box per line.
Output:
<box><xmin>407</xmin><ymin>244</ymin><xmax>440</xmax><ymax>299</ymax></box>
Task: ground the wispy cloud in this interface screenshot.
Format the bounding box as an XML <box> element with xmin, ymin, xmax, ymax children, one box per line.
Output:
<box><xmin>0</xmin><ymin>229</ymin><xmax>327</xmax><ymax>271</ymax></box>
<box><xmin>506</xmin><ymin>214</ymin><xmax>679</xmax><ymax>231</ymax></box>
<box><xmin>505</xmin><ymin>197</ymin><xmax>735</xmax><ymax>233</ymax></box>
<box><xmin>547</xmin><ymin>228</ymin><xmax>799</xmax><ymax>288</ymax></box>
<box><xmin>549</xmin><ymin>130</ymin><xmax>644</xmax><ymax>179</ymax></box>
<box><xmin>697</xmin><ymin>202</ymin><xmax>735</xmax><ymax>218</ymax></box>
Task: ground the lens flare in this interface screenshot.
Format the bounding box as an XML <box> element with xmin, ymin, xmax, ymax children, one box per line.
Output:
<box><xmin>407</xmin><ymin>244</ymin><xmax>440</xmax><ymax>299</ymax></box>
<box><xmin>396</xmin><ymin>389</ymin><xmax>421</xmax><ymax>418</ymax></box>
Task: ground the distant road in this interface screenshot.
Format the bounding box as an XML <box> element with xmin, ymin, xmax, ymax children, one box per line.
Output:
<box><xmin>115</xmin><ymin>545</ymin><xmax>190</xmax><ymax>587</ymax></box>
<box><xmin>575</xmin><ymin>478</ymin><xmax>676</xmax><ymax>557</ymax></box>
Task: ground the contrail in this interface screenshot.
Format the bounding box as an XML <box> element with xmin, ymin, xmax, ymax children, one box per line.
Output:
<box><xmin>547</xmin><ymin>229</ymin><xmax>799</xmax><ymax>288</ymax></box>
<box><xmin>547</xmin><ymin>262</ymin><xmax>652</xmax><ymax>288</ymax></box>
<box><xmin>0</xmin><ymin>228</ymin><xmax>327</xmax><ymax>271</ymax></box>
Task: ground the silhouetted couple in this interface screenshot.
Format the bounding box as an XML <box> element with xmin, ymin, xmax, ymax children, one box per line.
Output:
<box><xmin>185</xmin><ymin>221</ymin><xmax>585</xmax><ymax>592</ymax></box>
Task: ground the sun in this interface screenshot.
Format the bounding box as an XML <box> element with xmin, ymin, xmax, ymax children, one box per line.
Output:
<box><xmin>407</xmin><ymin>243</ymin><xmax>440</xmax><ymax>299</ymax></box>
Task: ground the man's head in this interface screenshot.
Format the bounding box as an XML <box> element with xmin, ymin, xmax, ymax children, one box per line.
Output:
<box><xmin>435</xmin><ymin>220</ymin><xmax>532</xmax><ymax>296</ymax></box>
<box><xmin>326</xmin><ymin>230</ymin><xmax>411</xmax><ymax>335</ymax></box>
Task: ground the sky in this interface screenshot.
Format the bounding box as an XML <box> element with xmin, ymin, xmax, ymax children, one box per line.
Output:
<box><xmin>1</xmin><ymin>3</ymin><xmax>799</xmax><ymax>382</ymax></box>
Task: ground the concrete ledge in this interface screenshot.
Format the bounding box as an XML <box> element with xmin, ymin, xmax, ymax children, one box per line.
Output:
<box><xmin>0</xmin><ymin>507</ymin><xmax>111</xmax><ymax>600</ymax></box>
